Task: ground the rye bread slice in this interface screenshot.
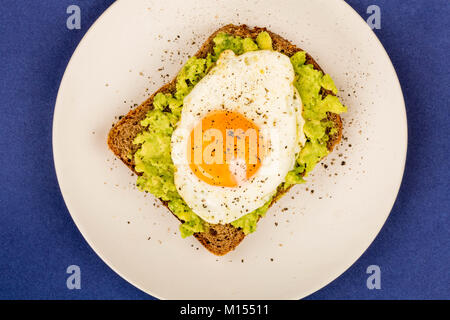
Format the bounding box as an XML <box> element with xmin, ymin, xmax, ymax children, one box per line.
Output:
<box><xmin>107</xmin><ymin>24</ymin><xmax>343</xmax><ymax>256</ymax></box>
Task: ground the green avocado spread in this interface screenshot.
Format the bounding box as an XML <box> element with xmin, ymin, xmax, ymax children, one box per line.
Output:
<box><xmin>133</xmin><ymin>32</ymin><xmax>347</xmax><ymax>238</ymax></box>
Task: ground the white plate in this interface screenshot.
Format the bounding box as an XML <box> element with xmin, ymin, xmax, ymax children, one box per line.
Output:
<box><xmin>53</xmin><ymin>0</ymin><xmax>407</xmax><ymax>299</ymax></box>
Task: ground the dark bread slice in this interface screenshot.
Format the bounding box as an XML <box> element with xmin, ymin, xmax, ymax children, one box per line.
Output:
<box><xmin>108</xmin><ymin>24</ymin><xmax>343</xmax><ymax>256</ymax></box>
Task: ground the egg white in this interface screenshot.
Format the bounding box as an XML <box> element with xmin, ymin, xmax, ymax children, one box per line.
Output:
<box><xmin>171</xmin><ymin>50</ymin><xmax>305</xmax><ymax>224</ymax></box>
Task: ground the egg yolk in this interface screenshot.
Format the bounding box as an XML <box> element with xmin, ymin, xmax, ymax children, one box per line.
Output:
<box><xmin>188</xmin><ymin>110</ymin><xmax>266</xmax><ymax>187</ymax></box>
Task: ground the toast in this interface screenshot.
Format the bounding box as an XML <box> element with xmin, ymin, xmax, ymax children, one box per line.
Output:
<box><xmin>108</xmin><ymin>24</ymin><xmax>343</xmax><ymax>255</ymax></box>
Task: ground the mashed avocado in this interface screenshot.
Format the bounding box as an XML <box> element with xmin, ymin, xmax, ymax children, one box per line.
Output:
<box><xmin>230</xmin><ymin>198</ymin><xmax>272</xmax><ymax>234</ymax></box>
<box><xmin>133</xmin><ymin>56</ymin><xmax>213</xmax><ymax>238</ymax></box>
<box><xmin>256</xmin><ymin>31</ymin><xmax>273</xmax><ymax>50</ymax></box>
<box><xmin>133</xmin><ymin>32</ymin><xmax>346</xmax><ymax>237</ymax></box>
<box><xmin>286</xmin><ymin>51</ymin><xmax>347</xmax><ymax>183</ymax></box>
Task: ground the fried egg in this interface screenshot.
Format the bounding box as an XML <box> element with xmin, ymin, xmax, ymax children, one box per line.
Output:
<box><xmin>171</xmin><ymin>50</ymin><xmax>305</xmax><ymax>224</ymax></box>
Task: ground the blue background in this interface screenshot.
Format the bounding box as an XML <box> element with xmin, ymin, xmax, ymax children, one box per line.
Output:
<box><xmin>0</xmin><ymin>0</ymin><xmax>448</xmax><ymax>300</ymax></box>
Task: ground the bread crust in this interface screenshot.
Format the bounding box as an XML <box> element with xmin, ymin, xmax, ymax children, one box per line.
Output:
<box><xmin>107</xmin><ymin>24</ymin><xmax>342</xmax><ymax>255</ymax></box>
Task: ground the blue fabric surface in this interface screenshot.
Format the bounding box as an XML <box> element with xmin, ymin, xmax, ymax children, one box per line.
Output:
<box><xmin>0</xmin><ymin>0</ymin><xmax>448</xmax><ymax>299</ymax></box>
